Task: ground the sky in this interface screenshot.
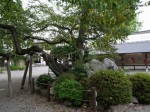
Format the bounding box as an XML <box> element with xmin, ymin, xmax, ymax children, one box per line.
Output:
<box><xmin>127</xmin><ymin>0</ymin><xmax>150</xmax><ymax>42</ymax></box>
<box><xmin>138</xmin><ymin>5</ymin><xmax>150</xmax><ymax>31</ymax></box>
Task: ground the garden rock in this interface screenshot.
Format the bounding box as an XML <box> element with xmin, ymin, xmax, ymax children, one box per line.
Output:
<box><xmin>86</xmin><ymin>59</ymin><xmax>106</xmax><ymax>77</ymax></box>
<box><xmin>87</xmin><ymin>59</ymin><xmax>106</xmax><ymax>71</ymax></box>
<box><xmin>86</xmin><ymin>58</ymin><xmax>118</xmax><ymax>77</ymax></box>
<box><xmin>103</xmin><ymin>58</ymin><xmax>118</xmax><ymax>70</ymax></box>
<box><xmin>64</xmin><ymin>101</ymin><xmax>72</xmax><ymax>106</ymax></box>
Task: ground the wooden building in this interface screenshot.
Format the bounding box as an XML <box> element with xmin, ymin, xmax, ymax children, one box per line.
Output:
<box><xmin>115</xmin><ymin>41</ymin><xmax>150</xmax><ymax>70</ymax></box>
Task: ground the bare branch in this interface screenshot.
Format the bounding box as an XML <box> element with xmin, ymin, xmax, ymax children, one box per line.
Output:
<box><xmin>32</xmin><ymin>25</ymin><xmax>49</xmax><ymax>32</ymax></box>
<box><xmin>24</xmin><ymin>35</ymin><xmax>69</xmax><ymax>45</ymax></box>
<box><xmin>0</xmin><ymin>53</ymin><xmax>13</xmax><ymax>59</ymax></box>
<box><xmin>85</xmin><ymin>33</ymin><xmax>103</xmax><ymax>40</ymax></box>
<box><xmin>32</xmin><ymin>23</ymin><xmax>71</xmax><ymax>33</ymax></box>
<box><xmin>50</xmin><ymin>23</ymin><xmax>71</xmax><ymax>31</ymax></box>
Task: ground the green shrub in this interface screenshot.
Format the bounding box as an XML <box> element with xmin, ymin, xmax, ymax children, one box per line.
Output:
<box><xmin>10</xmin><ymin>65</ymin><xmax>25</xmax><ymax>70</ymax></box>
<box><xmin>55</xmin><ymin>73</ymin><xmax>75</xmax><ymax>85</ymax></box>
<box><xmin>70</xmin><ymin>61</ymin><xmax>87</xmax><ymax>74</ymax></box>
<box><xmin>70</xmin><ymin>61</ymin><xmax>87</xmax><ymax>81</ymax></box>
<box><xmin>55</xmin><ymin>79</ymin><xmax>84</xmax><ymax>106</ymax></box>
<box><xmin>36</xmin><ymin>74</ymin><xmax>53</xmax><ymax>89</ymax></box>
<box><xmin>89</xmin><ymin>70</ymin><xmax>132</xmax><ymax>108</ymax></box>
<box><xmin>0</xmin><ymin>67</ymin><xmax>3</xmax><ymax>73</ymax></box>
<box><xmin>79</xmin><ymin>77</ymin><xmax>90</xmax><ymax>89</ymax></box>
<box><xmin>129</xmin><ymin>73</ymin><xmax>150</xmax><ymax>104</ymax></box>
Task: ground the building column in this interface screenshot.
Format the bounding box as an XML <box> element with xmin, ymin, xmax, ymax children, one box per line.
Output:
<box><xmin>121</xmin><ymin>54</ymin><xmax>124</xmax><ymax>69</ymax></box>
<box><xmin>6</xmin><ymin>58</ymin><xmax>12</xmax><ymax>97</ymax></box>
<box><xmin>145</xmin><ymin>52</ymin><xmax>148</xmax><ymax>72</ymax></box>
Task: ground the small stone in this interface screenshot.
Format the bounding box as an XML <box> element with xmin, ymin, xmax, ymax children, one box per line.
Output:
<box><xmin>50</xmin><ymin>87</ymin><xmax>54</xmax><ymax>95</ymax></box>
<box><xmin>129</xmin><ymin>103</ymin><xmax>134</xmax><ymax>106</ymax></box>
<box><xmin>131</xmin><ymin>97</ymin><xmax>138</xmax><ymax>104</ymax></box>
<box><xmin>64</xmin><ymin>101</ymin><xmax>72</xmax><ymax>106</ymax></box>
<box><xmin>81</xmin><ymin>103</ymin><xmax>87</xmax><ymax>109</ymax></box>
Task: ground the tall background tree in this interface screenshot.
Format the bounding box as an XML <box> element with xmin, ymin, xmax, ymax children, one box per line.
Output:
<box><xmin>27</xmin><ymin>0</ymin><xmax>140</xmax><ymax>53</ymax></box>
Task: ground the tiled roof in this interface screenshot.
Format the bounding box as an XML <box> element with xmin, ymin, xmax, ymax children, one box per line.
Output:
<box><xmin>115</xmin><ymin>41</ymin><xmax>150</xmax><ymax>53</ymax></box>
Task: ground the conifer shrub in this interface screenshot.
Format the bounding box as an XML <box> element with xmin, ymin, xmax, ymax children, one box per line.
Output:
<box><xmin>89</xmin><ymin>70</ymin><xmax>132</xmax><ymax>108</ymax></box>
<box><xmin>69</xmin><ymin>61</ymin><xmax>87</xmax><ymax>81</ymax></box>
<box><xmin>129</xmin><ymin>73</ymin><xmax>150</xmax><ymax>104</ymax></box>
<box><xmin>36</xmin><ymin>74</ymin><xmax>52</xmax><ymax>89</ymax></box>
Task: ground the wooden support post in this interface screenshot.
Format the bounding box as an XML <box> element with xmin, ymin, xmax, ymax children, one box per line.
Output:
<box><xmin>32</xmin><ymin>78</ymin><xmax>35</xmax><ymax>94</ymax></box>
<box><xmin>6</xmin><ymin>58</ymin><xmax>12</xmax><ymax>97</ymax></box>
<box><xmin>21</xmin><ymin>60</ymin><xmax>29</xmax><ymax>89</ymax></box>
<box><xmin>47</xmin><ymin>81</ymin><xmax>51</xmax><ymax>102</ymax></box>
<box><xmin>28</xmin><ymin>55</ymin><xmax>33</xmax><ymax>94</ymax></box>
<box><xmin>121</xmin><ymin>54</ymin><xmax>124</xmax><ymax>69</ymax></box>
<box><xmin>145</xmin><ymin>53</ymin><xmax>148</xmax><ymax>72</ymax></box>
<box><xmin>92</xmin><ymin>87</ymin><xmax>97</xmax><ymax>112</ymax></box>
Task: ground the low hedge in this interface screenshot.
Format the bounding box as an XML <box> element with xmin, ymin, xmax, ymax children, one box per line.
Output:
<box><xmin>129</xmin><ymin>73</ymin><xmax>150</xmax><ymax>104</ymax></box>
<box><xmin>10</xmin><ymin>65</ymin><xmax>25</xmax><ymax>70</ymax></box>
<box><xmin>89</xmin><ymin>70</ymin><xmax>132</xmax><ymax>108</ymax></box>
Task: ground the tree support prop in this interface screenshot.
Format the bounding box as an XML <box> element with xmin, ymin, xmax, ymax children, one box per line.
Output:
<box><xmin>28</xmin><ymin>55</ymin><xmax>33</xmax><ymax>94</ymax></box>
<box><xmin>6</xmin><ymin>58</ymin><xmax>12</xmax><ymax>97</ymax></box>
<box><xmin>47</xmin><ymin>81</ymin><xmax>51</xmax><ymax>102</ymax></box>
<box><xmin>21</xmin><ymin>60</ymin><xmax>29</xmax><ymax>89</ymax></box>
<box><xmin>92</xmin><ymin>87</ymin><xmax>97</xmax><ymax>112</ymax></box>
<box><xmin>32</xmin><ymin>78</ymin><xmax>35</xmax><ymax>94</ymax></box>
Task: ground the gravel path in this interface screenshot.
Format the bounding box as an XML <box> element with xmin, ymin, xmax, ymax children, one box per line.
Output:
<box><xmin>0</xmin><ymin>66</ymin><xmax>49</xmax><ymax>97</ymax></box>
<box><xmin>0</xmin><ymin>66</ymin><xmax>84</xmax><ymax>112</ymax></box>
<box><xmin>1</xmin><ymin>67</ymin><xmax>150</xmax><ymax>112</ymax></box>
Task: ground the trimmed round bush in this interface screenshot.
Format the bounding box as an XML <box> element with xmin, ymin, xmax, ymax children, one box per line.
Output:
<box><xmin>129</xmin><ymin>73</ymin><xmax>150</xmax><ymax>104</ymax></box>
<box><xmin>89</xmin><ymin>70</ymin><xmax>132</xmax><ymax>107</ymax></box>
<box><xmin>36</xmin><ymin>74</ymin><xmax>52</xmax><ymax>89</ymax></box>
<box><xmin>55</xmin><ymin>79</ymin><xmax>84</xmax><ymax>106</ymax></box>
